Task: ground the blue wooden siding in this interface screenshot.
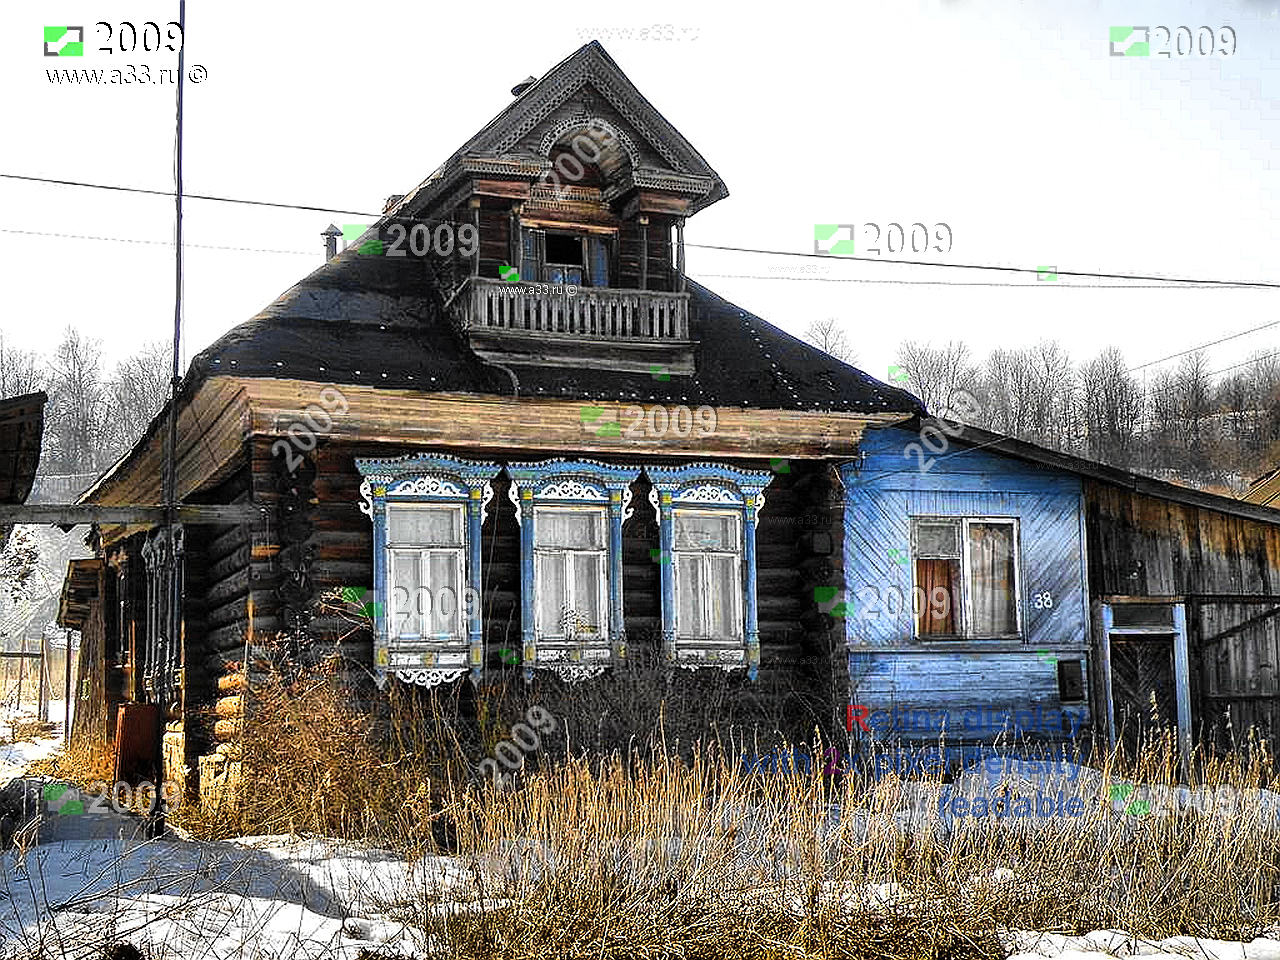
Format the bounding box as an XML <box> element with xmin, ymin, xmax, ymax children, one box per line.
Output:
<box><xmin>840</xmin><ymin>426</ymin><xmax>1092</xmax><ymax>743</ymax></box>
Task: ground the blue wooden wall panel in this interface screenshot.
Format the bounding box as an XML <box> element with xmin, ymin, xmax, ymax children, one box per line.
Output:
<box><xmin>841</xmin><ymin>427</ymin><xmax>1091</xmax><ymax>741</ymax></box>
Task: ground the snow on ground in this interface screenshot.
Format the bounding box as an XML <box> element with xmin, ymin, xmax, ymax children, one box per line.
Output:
<box><xmin>3</xmin><ymin>738</ymin><xmax>1280</xmax><ymax>959</ymax></box>
<box><xmin>0</xmin><ymin>803</ymin><xmax>495</xmax><ymax>959</ymax></box>
<box><xmin>0</xmin><ymin>699</ymin><xmax>65</xmax><ymax>785</ymax></box>
<box><xmin>1003</xmin><ymin>928</ymin><xmax>1280</xmax><ymax>960</ymax></box>
<box><xmin>0</xmin><ymin>724</ymin><xmax>497</xmax><ymax>959</ymax></box>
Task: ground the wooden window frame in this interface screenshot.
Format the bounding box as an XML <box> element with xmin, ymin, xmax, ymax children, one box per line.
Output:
<box><xmin>672</xmin><ymin>507</ymin><xmax>743</xmax><ymax>642</ymax></box>
<box><xmin>532</xmin><ymin>504</ymin><xmax>610</xmax><ymax>642</ymax></box>
<box><xmin>911</xmin><ymin>516</ymin><xmax>1023</xmax><ymax>641</ymax></box>
<box><xmin>385</xmin><ymin>502</ymin><xmax>467</xmax><ymax>643</ymax></box>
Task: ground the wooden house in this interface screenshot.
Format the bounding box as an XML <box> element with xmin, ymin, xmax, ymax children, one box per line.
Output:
<box><xmin>57</xmin><ymin>42</ymin><xmax>923</xmax><ymax>797</ymax></box>
<box><xmin>59</xmin><ymin>43</ymin><xmax>1280</xmax><ymax>799</ymax></box>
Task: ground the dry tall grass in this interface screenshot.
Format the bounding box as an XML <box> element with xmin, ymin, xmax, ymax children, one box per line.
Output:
<box><xmin>165</xmin><ymin>652</ymin><xmax>1280</xmax><ymax>959</ymax></box>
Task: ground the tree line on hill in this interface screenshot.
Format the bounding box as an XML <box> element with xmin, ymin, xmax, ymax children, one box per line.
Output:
<box><xmin>893</xmin><ymin>340</ymin><xmax>1280</xmax><ymax>492</ymax></box>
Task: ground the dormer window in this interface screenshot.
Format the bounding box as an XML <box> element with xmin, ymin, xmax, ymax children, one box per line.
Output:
<box><xmin>522</xmin><ymin>228</ymin><xmax>610</xmax><ymax>287</ymax></box>
<box><xmin>545</xmin><ymin>233</ymin><xmax>585</xmax><ymax>285</ymax></box>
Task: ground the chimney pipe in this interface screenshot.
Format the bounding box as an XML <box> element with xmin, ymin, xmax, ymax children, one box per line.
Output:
<box><xmin>511</xmin><ymin>76</ymin><xmax>537</xmax><ymax>97</ymax></box>
<box><xmin>322</xmin><ymin>223</ymin><xmax>342</xmax><ymax>261</ymax></box>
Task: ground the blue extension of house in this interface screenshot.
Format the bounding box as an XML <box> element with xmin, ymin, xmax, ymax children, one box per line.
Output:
<box><xmin>840</xmin><ymin>413</ymin><xmax>1280</xmax><ymax>767</ymax></box>
<box><xmin>840</xmin><ymin>420</ymin><xmax>1092</xmax><ymax>762</ymax></box>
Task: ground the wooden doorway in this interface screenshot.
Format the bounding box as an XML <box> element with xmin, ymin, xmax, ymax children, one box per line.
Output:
<box><xmin>1110</xmin><ymin>635</ymin><xmax>1177</xmax><ymax>755</ymax></box>
<box><xmin>1099</xmin><ymin>599</ymin><xmax>1190</xmax><ymax>764</ymax></box>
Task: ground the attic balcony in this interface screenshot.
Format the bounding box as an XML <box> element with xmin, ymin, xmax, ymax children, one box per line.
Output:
<box><xmin>452</xmin><ymin>277</ymin><xmax>695</xmax><ymax>374</ymax></box>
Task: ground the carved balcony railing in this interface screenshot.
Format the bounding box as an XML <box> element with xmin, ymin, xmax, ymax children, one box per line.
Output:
<box><xmin>452</xmin><ymin>278</ymin><xmax>695</xmax><ymax>373</ymax></box>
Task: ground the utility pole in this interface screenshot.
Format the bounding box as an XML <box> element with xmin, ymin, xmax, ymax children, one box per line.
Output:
<box><xmin>147</xmin><ymin>0</ymin><xmax>186</xmax><ymax>840</ymax></box>
<box><xmin>63</xmin><ymin>630</ymin><xmax>71</xmax><ymax>741</ymax></box>
<box><xmin>37</xmin><ymin>628</ymin><xmax>47</xmax><ymax>722</ymax></box>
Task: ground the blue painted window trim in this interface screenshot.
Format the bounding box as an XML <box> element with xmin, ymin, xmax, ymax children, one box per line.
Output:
<box><xmin>644</xmin><ymin>463</ymin><xmax>773</xmax><ymax>680</ymax></box>
<box><xmin>356</xmin><ymin>453</ymin><xmax>500</xmax><ymax>687</ymax></box>
<box><xmin>506</xmin><ymin>459</ymin><xmax>642</xmax><ymax>682</ymax></box>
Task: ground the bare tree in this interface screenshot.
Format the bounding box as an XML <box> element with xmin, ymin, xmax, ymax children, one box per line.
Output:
<box><xmin>1026</xmin><ymin>341</ymin><xmax>1079</xmax><ymax>449</ymax></box>
<box><xmin>103</xmin><ymin>340</ymin><xmax>173</xmax><ymax>456</ymax></box>
<box><xmin>44</xmin><ymin>326</ymin><xmax>108</xmax><ymax>473</ymax></box>
<box><xmin>1079</xmin><ymin>347</ymin><xmax>1144</xmax><ymax>467</ymax></box>
<box><xmin>896</xmin><ymin>341</ymin><xmax>977</xmax><ymax>414</ymax></box>
<box><xmin>0</xmin><ymin>334</ymin><xmax>46</xmax><ymax>398</ymax></box>
<box><xmin>802</xmin><ymin>318</ymin><xmax>856</xmax><ymax>365</ymax></box>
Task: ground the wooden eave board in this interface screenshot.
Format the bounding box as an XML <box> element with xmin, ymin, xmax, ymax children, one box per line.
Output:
<box><xmin>238</xmin><ymin>378</ymin><xmax>906</xmax><ymax>459</ymax></box>
<box><xmin>84</xmin><ymin>377</ymin><xmax>251</xmax><ymax>542</ymax></box>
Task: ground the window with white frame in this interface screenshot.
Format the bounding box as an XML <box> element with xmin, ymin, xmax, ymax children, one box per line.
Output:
<box><xmin>673</xmin><ymin>508</ymin><xmax>742</xmax><ymax>640</ymax></box>
<box><xmin>534</xmin><ymin>505</ymin><xmax>608</xmax><ymax>640</ymax></box>
<box><xmin>387</xmin><ymin>502</ymin><xmax>466</xmax><ymax>641</ymax></box>
<box><xmin>912</xmin><ymin>517</ymin><xmax>1020</xmax><ymax>639</ymax></box>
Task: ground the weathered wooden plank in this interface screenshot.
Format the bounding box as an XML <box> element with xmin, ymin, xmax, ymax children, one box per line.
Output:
<box><xmin>240</xmin><ymin>379</ymin><xmax>899</xmax><ymax>459</ymax></box>
<box><xmin>0</xmin><ymin>504</ymin><xmax>261</xmax><ymax>524</ymax></box>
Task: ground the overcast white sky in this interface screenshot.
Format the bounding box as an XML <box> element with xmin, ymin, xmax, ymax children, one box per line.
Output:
<box><xmin>2</xmin><ymin>0</ymin><xmax>1278</xmax><ymax>391</ymax></box>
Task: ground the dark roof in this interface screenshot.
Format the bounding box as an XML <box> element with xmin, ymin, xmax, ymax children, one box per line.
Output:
<box><xmin>57</xmin><ymin>557</ymin><xmax>100</xmax><ymax>630</ymax></box>
<box><xmin>79</xmin><ymin>41</ymin><xmax>921</xmax><ymax>502</ymax></box>
<box><xmin>1243</xmin><ymin>465</ymin><xmax>1280</xmax><ymax>507</ymax></box>
<box><xmin>902</xmin><ymin>414</ymin><xmax>1280</xmax><ymax>527</ymax></box>
<box><xmin>190</xmin><ymin>267</ymin><xmax>922</xmax><ymax>414</ymax></box>
<box><xmin>0</xmin><ymin>391</ymin><xmax>46</xmax><ymax>506</ymax></box>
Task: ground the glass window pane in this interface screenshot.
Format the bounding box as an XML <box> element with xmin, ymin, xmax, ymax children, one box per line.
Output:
<box><xmin>1111</xmin><ymin>604</ymin><xmax>1174</xmax><ymax>628</ymax></box>
<box><xmin>968</xmin><ymin>522</ymin><xmax>1017</xmax><ymax>635</ymax></box>
<box><xmin>708</xmin><ymin>556</ymin><xmax>740</xmax><ymax>638</ymax></box>
<box><xmin>915</xmin><ymin>520</ymin><xmax>960</xmax><ymax>558</ymax></box>
<box><xmin>391</xmin><ymin>549</ymin><xmax>421</xmax><ymax>637</ymax></box>
<box><xmin>915</xmin><ymin>558</ymin><xmax>960</xmax><ymax>636</ymax></box>
<box><xmin>537</xmin><ymin>553</ymin><xmax>568</xmax><ymax>636</ymax></box>
<box><xmin>535</xmin><ymin>508</ymin><xmax>604</xmax><ymax>548</ymax></box>
<box><xmin>675</xmin><ymin>512</ymin><xmax>737</xmax><ymax>551</ymax></box>
<box><xmin>389</xmin><ymin>505</ymin><xmax>461</xmax><ymax>546</ymax></box>
<box><xmin>571</xmin><ymin>554</ymin><xmax>604</xmax><ymax>634</ymax></box>
<box><xmin>676</xmin><ymin>555</ymin><xmax>704</xmax><ymax>637</ymax></box>
<box><xmin>426</xmin><ymin>552</ymin><xmax>460</xmax><ymax>637</ymax></box>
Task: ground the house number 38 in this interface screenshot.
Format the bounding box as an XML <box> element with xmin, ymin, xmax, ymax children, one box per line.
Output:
<box><xmin>1032</xmin><ymin>592</ymin><xmax>1053</xmax><ymax>609</ymax></box>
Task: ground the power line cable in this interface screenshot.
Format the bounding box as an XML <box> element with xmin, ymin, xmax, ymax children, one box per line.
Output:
<box><xmin>0</xmin><ymin>173</ymin><xmax>381</xmax><ymax>217</ymax></box>
<box><xmin>687</xmin><ymin>242</ymin><xmax>1280</xmax><ymax>290</ymax></box>
<box><xmin>4</xmin><ymin>172</ymin><xmax>1280</xmax><ymax>290</ymax></box>
<box><xmin>1126</xmin><ymin>321</ymin><xmax>1280</xmax><ymax>374</ymax></box>
<box><xmin>0</xmin><ymin>227</ymin><xmax>314</xmax><ymax>256</ymax></box>
<box><xmin>694</xmin><ymin>271</ymin><xmax>1240</xmax><ymax>290</ymax></box>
